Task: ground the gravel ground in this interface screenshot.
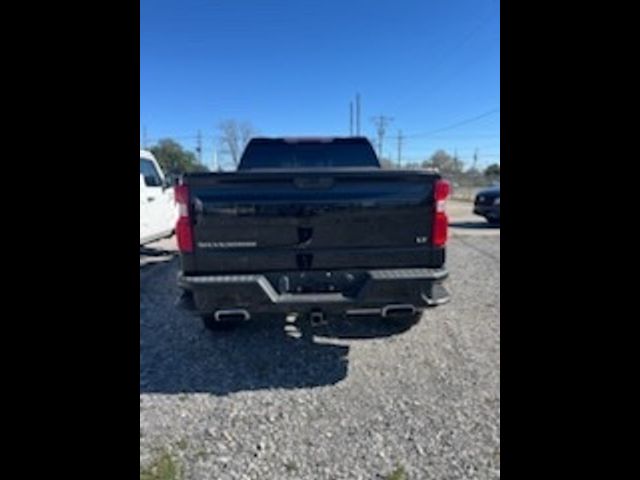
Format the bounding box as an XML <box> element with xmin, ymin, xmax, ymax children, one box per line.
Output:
<box><xmin>140</xmin><ymin>204</ymin><xmax>500</xmax><ymax>479</ymax></box>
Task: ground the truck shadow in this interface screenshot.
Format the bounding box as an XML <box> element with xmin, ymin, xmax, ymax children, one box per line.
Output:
<box><xmin>140</xmin><ymin>260</ymin><xmax>419</xmax><ymax>395</ymax></box>
<box><xmin>307</xmin><ymin>314</ymin><xmax>419</xmax><ymax>340</ymax></box>
<box><xmin>449</xmin><ymin>220</ymin><xmax>500</xmax><ymax>230</ymax></box>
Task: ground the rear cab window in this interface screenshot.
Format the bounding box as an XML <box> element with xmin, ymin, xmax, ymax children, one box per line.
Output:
<box><xmin>238</xmin><ymin>138</ymin><xmax>380</xmax><ymax>170</ymax></box>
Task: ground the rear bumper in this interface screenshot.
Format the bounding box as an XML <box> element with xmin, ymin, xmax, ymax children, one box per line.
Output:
<box><xmin>179</xmin><ymin>268</ymin><xmax>449</xmax><ymax>315</ymax></box>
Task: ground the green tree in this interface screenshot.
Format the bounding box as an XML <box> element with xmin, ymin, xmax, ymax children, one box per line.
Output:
<box><xmin>484</xmin><ymin>163</ymin><xmax>500</xmax><ymax>177</ymax></box>
<box><xmin>149</xmin><ymin>139</ymin><xmax>208</xmax><ymax>175</ymax></box>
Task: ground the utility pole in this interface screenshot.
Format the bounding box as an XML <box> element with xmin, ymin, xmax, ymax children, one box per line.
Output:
<box><xmin>142</xmin><ymin>126</ymin><xmax>147</xmax><ymax>148</ymax></box>
<box><xmin>356</xmin><ymin>93</ymin><xmax>361</xmax><ymax>136</ymax></box>
<box><xmin>196</xmin><ymin>130</ymin><xmax>203</xmax><ymax>164</ymax></box>
<box><xmin>397</xmin><ymin>130</ymin><xmax>404</xmax><ymax>167</ymax></box>
<box><xmin>371</xmin><ymin>115</ymin><xmax>394</xmax><ymax>159</ymax></box>
<box><xmin>350</xmin><ymin>101</ymin><xmax>354</xmax><ymax>136</ymax></box>
<box><xmin>473</xmin><ymin>148</ymin><xmax>478</xmax><ymax>170</ymax></box>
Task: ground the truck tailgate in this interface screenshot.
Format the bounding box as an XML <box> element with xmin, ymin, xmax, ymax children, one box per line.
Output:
<box><xmin>184</xmin><ymin>170</ymin><xmax>443</xmax><ymax>273</ymax></box>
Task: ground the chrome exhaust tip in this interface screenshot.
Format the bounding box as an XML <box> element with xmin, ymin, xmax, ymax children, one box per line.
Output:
<box><xmin>214</xmin><ymin>309</ymin><xmax>250</xmax><ymax>322</ymax></box>
<box><xmin>381</xmin><ymin>304</ymin><xmax>416</xmax><ymax>318</ymax></box>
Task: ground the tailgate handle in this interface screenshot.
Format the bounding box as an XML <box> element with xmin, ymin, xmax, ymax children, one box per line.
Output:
<box><xmin>293</xmin><ymin>177</ymin><xmax>334</xmax><ymax>189</ymax></box>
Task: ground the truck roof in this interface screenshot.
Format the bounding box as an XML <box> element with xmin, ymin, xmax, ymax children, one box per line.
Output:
<box><xmin>249</xmin><ymin>136</ymin><xmax>370</xmax><ymax>144</ymax></box>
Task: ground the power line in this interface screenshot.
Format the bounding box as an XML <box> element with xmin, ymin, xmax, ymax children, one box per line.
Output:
<box><xmin>403</xmin><ymin>144</ymin><xmax>500</xmax><ymax>153</ymax></box>
<box><xmin>425</xmin><ymin>40</ymin><xmax>500</xmax><ymax>99</ymax></box>
<box><xmin>392</xmin><ymin>107</ymin><xmax>500</xmax><ymax>146</ymax></box>
<box><xmin>405</xmin><ymin>108</ymin><xmax>500</xmax><ymax>139</ymax></box>
<box><xmin>411</xmin><ymin>133</ymin><xmax>499</xmax><ymax>140</ymax></box>
<box><xmin>389</xmin><ymin>8</ymin><xmax>498</xmax><ymax>113</ymax></box>
<box><xmin>401</xmin><ymin>152</ymin><xmax>500</xmax><ymax>158</ymax></box>
<box><xmin>426</xmin><ymin>11</ymin><xmax>496</xmax><ymax>84</ymax></box>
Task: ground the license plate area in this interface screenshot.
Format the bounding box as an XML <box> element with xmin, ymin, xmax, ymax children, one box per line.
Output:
<box><xmin>269</xmin><ymin>271</ymin><xmax>367</xmax><ymax>296</ymax></box>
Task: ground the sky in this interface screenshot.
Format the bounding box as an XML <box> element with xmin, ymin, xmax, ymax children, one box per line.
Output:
<box><xmin>140</xmin><ymin>0</ymin><xmax>500</xmax><ymax>170</ymax></box>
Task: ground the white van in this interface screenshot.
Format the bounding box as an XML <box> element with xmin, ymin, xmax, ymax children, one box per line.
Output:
<box><xmin>140</xmin><ymin>150</ymin><xmax>178</xmax><ymax>245</ymax></box>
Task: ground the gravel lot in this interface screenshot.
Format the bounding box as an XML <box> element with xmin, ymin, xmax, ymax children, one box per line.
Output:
<box><xmin>140</xmin><ymin>201</ymin><xmax>500</xmax><ymax>479</ymax></box>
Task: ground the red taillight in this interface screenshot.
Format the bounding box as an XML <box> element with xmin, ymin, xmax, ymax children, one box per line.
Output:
<box><xmin>175</xmin><ymin>184</ymin><xmax>194</xmax><ymax>253</ymax></box>
<box><xmin>433</xmin><ymin>179</ymin><xmax>450</xmax><ymax>247</ymax></box>
<box><xmin>433</xmin><ymin>213</ymin><xmax>448</xmax><ymax>246</ymax></box>
<box><xmin>434</xmin><ymin>178</ymin><xmax>451</xmax><ymax>201</ymax></box>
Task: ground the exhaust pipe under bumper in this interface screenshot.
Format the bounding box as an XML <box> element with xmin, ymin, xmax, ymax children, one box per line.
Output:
<box><xmin>381</xmin><ymin>304</ymin><xmax>416</xmax><ymax>318</ymax></box>
<box><xmin>214</xmin><ymin>309</ymin><xmax>251</xmax><ymax>322</ymax></box>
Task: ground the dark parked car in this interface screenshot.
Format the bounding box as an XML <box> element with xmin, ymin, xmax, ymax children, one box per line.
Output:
<box><xmin>473</xmin><ymin>186</ymin><xmax>500</xmax><ymax>224</ymax></box>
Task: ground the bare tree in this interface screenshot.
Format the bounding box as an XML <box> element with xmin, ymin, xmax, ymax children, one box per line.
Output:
<box><xmin>422</xmin><ymin>150</ymin><xmax>464</xmax><ymax>173</ymax></box>
<box><xmin>218</xmin><ymin>120</ymin><xmax>257</xmax><ymax>166</ymax></box>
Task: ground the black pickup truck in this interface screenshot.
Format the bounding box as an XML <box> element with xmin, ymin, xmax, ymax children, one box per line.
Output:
<box><xmin>175</xmin><ymin>137</ymin><xmax>450</xmax><ymax>329</ymax></box>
